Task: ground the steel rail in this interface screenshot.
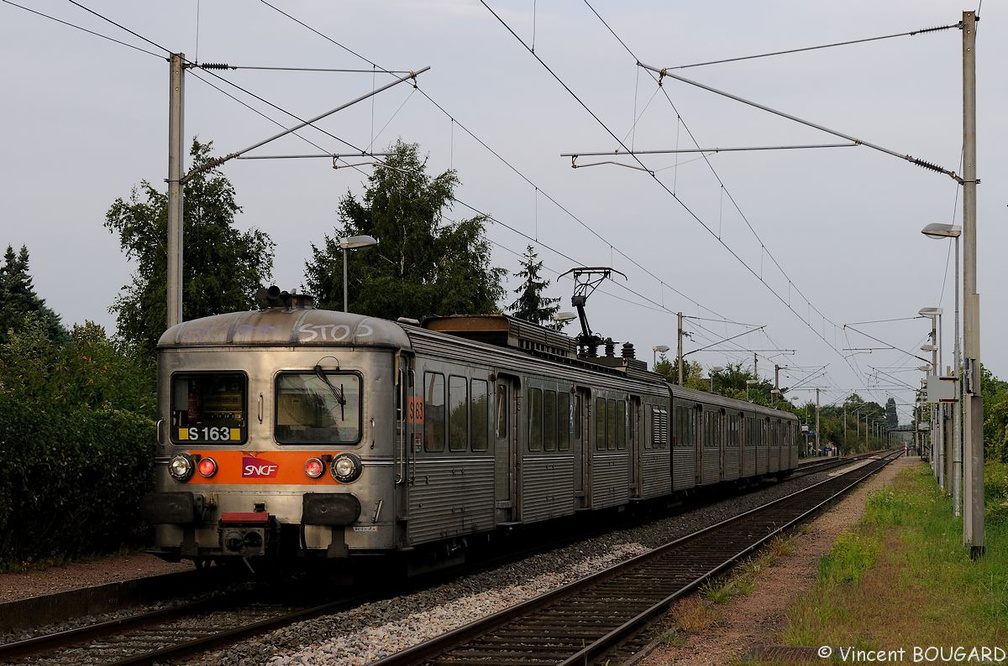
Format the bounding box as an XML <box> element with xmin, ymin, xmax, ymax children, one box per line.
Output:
<box><xmin>372</xmin><ymin>451</ymin><xmax>900</xmax><ymax>665</ymax></box>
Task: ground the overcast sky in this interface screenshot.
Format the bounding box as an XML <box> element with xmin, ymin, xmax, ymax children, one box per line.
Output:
<box><xmin>1</xmin><ymin>1</ymin><xmax>1001</xmax><ymax>424</ymax></box>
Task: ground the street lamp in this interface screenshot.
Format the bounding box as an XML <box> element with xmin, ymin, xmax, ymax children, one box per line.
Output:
<box><xmin>709</xmin><ymin>366</ymin><xmax>723</xmax><ymax>393</ymax></box>
<box><xmin>745</xmin><ymin>378</ymin><xmax>758</xmax><ymax>402</ymax></box>
<box><xmin>922</xmin><ymin>223</ymin><xmax>965</xmax><ymax>523</ymax></box>
<box><xmin>653</xmin><ymin>344</ymin><xmax>670</xmax><ymax>368</ymax></box>
<box><xmin>339</xmin><ymin>235</ymin><xmax>379</xmax><ymax>312</ymax></box>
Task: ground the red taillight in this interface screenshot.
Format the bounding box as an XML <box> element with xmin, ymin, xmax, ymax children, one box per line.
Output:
<box><xmin>304</xmin><ymin>457</ymin><xmax>325</xmax><ymax>479</ymax></box>
<box><xmin>197</xmin><ymin>457</ymin><xmax>218</xmax><ymax>478</ymax></box>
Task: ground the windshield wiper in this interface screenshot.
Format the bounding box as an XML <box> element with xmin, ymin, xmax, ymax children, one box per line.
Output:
<box><xmin>314</xmin><ymin>365</ymin><xmax>347</xmax><ymax>420</ymax></box>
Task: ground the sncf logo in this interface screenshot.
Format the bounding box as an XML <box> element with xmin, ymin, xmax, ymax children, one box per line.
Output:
<box><xmin>242</xmin><ymin>456</ymin><xmax>279</xmax><ymax>478</ymax></box>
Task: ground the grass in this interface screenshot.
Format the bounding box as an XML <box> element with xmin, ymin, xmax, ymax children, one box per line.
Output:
<box><xmin>779</xmin><ymin>462</ymin><xmax>1008</xmax><ymax>652</ymax></box>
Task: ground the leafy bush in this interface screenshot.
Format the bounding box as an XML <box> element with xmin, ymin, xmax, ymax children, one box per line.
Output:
<box><xmin>0</xmin><ymin>395</ymin><xmax>155</xmax><ymax>568</ymax></box>
<box><xmin>0</xmin><ymin>316</ymin><xmax>156</xmax><ymax>569</ymax></box>
<box><xmin>986</xmin><ymin>461</ymin><xmax>1008</xmax><ymax>526</ymax></box>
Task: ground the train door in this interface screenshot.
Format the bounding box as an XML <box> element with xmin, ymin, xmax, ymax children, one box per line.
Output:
<box><xmin>572</xmin><ymin>386</ymin><xmax>590</xmax><ymax>510</ymax></box>
<box><xmin>494</xmin><ymin>375</ymin><xmax>518</xmax><ymax>524</ymax></box>
<box><xmin>395</xmin><ymin>356</ymin><xmax>415</xmax><ymax>546</ymax></box>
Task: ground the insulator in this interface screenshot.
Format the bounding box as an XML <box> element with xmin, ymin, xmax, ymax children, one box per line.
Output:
<box><xmin>913</xmin><ymin>24</ymin><xmax>957</xmax><ymax>35</ymax></box>
<box><xmin>200</xmin><ymin>62</ymin><xmax>232</xmax><ymax>70</ymax></box>
<box><xmin>913</xmin><ymin>158</ymin><xmax>946</xmax><ymax>174</ymax></box>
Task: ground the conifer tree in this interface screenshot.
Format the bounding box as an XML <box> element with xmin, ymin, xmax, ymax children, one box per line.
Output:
<box><xmin>508</xmin><ymin>245</ymin><xmax>559</xmax><ymax>327</ymax></box>
<box><xmin>0</xmin><ymin>244</ymin><xmax>66</xmax><ymax>344</ymax></box>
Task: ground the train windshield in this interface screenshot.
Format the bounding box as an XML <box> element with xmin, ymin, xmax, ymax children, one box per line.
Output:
<box><xmin>275</xmin><ymin>371</ymin><xmax>362</xmax><ymax>445</ymax></box>
<box><xmin>170</xmin><ymin>373</ymin><xmax>248</xmax><ymax>444</ymax></box>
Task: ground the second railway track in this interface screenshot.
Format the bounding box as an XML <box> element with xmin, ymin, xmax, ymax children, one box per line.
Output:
<box><xmin>374</xmin><ymin>451</ymin><xmax>901</xmax><ymax>666</ymax></box>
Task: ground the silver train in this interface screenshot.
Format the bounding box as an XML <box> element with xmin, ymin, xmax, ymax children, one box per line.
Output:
<box><xmin>142</xmin><ymin>293</ymin><xmax>800</xmax><ymax>569</ymax></box>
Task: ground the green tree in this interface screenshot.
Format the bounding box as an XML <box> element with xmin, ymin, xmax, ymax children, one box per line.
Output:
<box><xmin>508</xmin><ymin>245</ymin><xmax>559</xmax><ymax>326</ymax></box>
<box><xmin>304</xmin><ymin>140</ymin><xmax>504</xmax><ymax>320</ymax></box>
<box><xmin>0</xmin><ymin>245</ymin><xmax>66</xmax><ymax>345</ymax></box>
<box><xmin>104</xmin><ymin>139</ymin><xmax>275</xmax><ymax>355</ymax></box>
<box><xmin>982</xmin><ymin>366</ymin><xmax>1008</xmax><ymax>463</ymax></box>
<box><xmin>885</xmin><ymin>397</ymin><xmax>898</xmax><ymax>430</ymax></box>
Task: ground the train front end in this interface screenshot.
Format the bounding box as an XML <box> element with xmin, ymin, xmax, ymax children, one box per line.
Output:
<box><xmin>141</xmin><ymin>298</ymin><xmax>411</xmax><ymax>570</ymax></box>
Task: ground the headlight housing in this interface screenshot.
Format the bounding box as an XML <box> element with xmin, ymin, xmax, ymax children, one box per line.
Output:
<box><xmin>330</xmin><ymin>452</ymin><xmax>362</xmax><ymax>483</ymax></box>
<box><xmin>169</xmin><ymin>453</ymin><xmax>195</xmax><ymax>482</ymax></box>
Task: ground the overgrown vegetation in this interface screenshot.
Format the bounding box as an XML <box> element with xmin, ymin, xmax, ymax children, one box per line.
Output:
<box><xmin>781</xmin><ymin>465</ymin><xmax>1008</xmax><ymax>650</ymax></box>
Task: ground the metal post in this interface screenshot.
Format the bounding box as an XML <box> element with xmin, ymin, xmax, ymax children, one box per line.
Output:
<box><xmin>677</xmin><ymin>312</ymin><xmax>684</xmax><ymax>386</ymax></box>
<box><xmin>342</xmin><ymin>246</ymin><xmax>349</xmax><ymax>312</ymax></box>
<box><xmin>815</xmin><ymin>388</ymin><xmax>820</xmax><ymax>455</ymax></box>
<box><xmin>953</xmin><ymin>233</ymin><xmax>963</xmax><ymax>517</ymax></box>
<box><xmin>167</xmin><ymin>53</ymin><xmax>185</xmax><ymax>328</ymax></box>
<box><xmin>930</xmin><ymin>318</ymin><xmax>942</xmax><ymax>489</ymax></box>
<box><xmin>961</xmin><ymin>10</ymin><xmax>984</xmax><ymax>557</ymax></box>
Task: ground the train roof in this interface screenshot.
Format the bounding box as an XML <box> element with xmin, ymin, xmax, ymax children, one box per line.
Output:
<box><xmin>157</xmin><ymin>307</ymin><xmax>412</xmax><ymax>349</ymax></box>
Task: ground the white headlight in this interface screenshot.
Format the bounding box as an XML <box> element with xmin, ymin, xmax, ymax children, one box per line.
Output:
<box><xmin>330</xmin><ymin>453</ymin><xmax>362</xmax><ymax>483</ymax></box>
<box><xmin>169</xmin><ymin>454</ymin><xmax>194</xmax><ymax>482</ymax></box>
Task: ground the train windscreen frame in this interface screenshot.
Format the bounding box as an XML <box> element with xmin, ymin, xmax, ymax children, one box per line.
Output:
<box><xmin>170</xmin><ymin>372</ymin><xmax>248</xmax><ymax>445</ymax></box>
<box><xmin>275</xmin><ymin>371</ymin><xmax>363</xmax><ymax>445</ymax></box>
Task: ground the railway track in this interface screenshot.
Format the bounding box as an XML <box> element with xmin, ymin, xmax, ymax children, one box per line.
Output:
<box><xmin>0</xmin><ymin>452</ymin><xmax>886</xmax><ymax>665</ymax></box>
<box><xmin>0</xmin><ymin>585</ymin><xmax>378</xmax><ymax>665</ymax></box>
<box><xmin>372</xmin><ymin>451</ymin><xmax>900</xmax><ymax>666</ymax></box>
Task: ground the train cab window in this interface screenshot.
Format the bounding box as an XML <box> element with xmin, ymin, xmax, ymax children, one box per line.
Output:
<box><xmin>275</xmin><ymin>372</ymin><xmax>362</xmax><ymax>444</ymax></box>
<box><xmin>424</xmin><ymin>372</ymin><xmax>446</xmax><ymax>452</ymax></box>
<box><xmin>472</xmin><ymin>379</ymin><xmax>489</xmax><ymax>451</ymax></box>
<box><xmin>171</xmin><ymin>373</ymin><xmax>247</xmax><ymax>444</ymax></box>
<box><xmin>543</xmin><ymin>390</ymin><xmax>557</xmax><ymax>451</ymax></box>
<box><xmin>448</xmin><ymin>375</ymin><xmax>468</xmax><ymax>451</ymax></box>
<box><xmin>558</xmin><ymin>392</ymin><xmax>571</xmax><ymax>451</ymax></box>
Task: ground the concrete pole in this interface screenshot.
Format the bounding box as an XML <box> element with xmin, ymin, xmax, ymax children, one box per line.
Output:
<box><xmin>167</xmin><ymin>53</ymin><xmax>185</xmax><ymax>328</ymax></box>
<box><xmin>961</xmin><ymin>10</ymin><xmax>984</xmax><ymax>557</ymax></box>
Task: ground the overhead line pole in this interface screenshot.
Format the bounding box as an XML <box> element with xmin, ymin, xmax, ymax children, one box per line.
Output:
<box><xmin>167</xmin><ymin>53</ymin><xmax>184</xmax><ymax>328</ymax></box>
<box><xmin>961</xmin><ymin>11</ymin><xmax>984</xmax><ymax>558</ymax></box>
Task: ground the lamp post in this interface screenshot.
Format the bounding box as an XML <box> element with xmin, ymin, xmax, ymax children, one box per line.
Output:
<box><xmin>653</xmin><ymin>344</ymin><xmax>670</xmax><ymax>369</ymax></box>
<box><xmin>339</xmin><ymin>235</ymin><xmax>379</xmax><ymax>312</ymax></box>
<box><xmin>922</xmin><ymin>223</ymin><xmax>963</xmax><ymax>520</ymax></box>
<box><xmin>709</xmin><ymin>366</ymin><xmax>723</xmax><ymax>393</ymax></box>
<box><xmin>745</xmin><ymin>379</ymin><xmax>758</xmax><ymax>402</ymax></box>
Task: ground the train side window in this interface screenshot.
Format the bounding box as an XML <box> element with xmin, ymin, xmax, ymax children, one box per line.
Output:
<box><xmin>275</xmin><ymin>372</ymin><xmax>361</xmax><ymax>445</ymax></box>
<box><xmin>558</xmin><ymin>392</ymin><xmax>571</xmax><ymax>451</ymax></box>
<box><xmin>448</xmin><ymin>375</ymin><xmax>468</xmax><ymax>452</ymax></box>
<box><xmin>172</xmin><ymin>372</ymin><xmax>247</xmax><ymax>445</ymax></box>
<box><xmin>615</xmin><ymin>400</ymin><xmax>626</xmax><ymax>450</ymax></box>
<box><xmin>424</xmin><ymin>372</ymin><xmax>445</xmax><ymax>452</ymax></box>
<box><xmin>528</xmin><ymin>387</ymin><xmax>543</xmax><ymax>451</ymax></box>
<box><xmin>595</xmin><ymin>397</ymin><xmax>607</xmax><ymax>451</ymax></box>
<box><xmin>673</xmin><ymin>405</ymin><xmax>690</xmax><ymax>449</ymax></box>
<box><xmin>606</xmin><ymin>399</ymin><xmax>618</xmax><ymax>451</ymax></box>
<box><xmin>574</xmin><ymin>394</ymin><xmax>582</xmax><ymax>441</ymax></box>
<box><xmin>543</xmin><ymin>390</ymin><xmax>557</xmax><ymax>451</ymax></box>
<box><xmin>471</xmin><ymin>379</ymin><xmax>489</xmax><ymax>452</ymax></box>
